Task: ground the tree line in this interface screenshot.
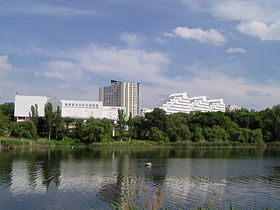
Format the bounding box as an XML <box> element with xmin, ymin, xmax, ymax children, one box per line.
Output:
<box><xmin>0</xmin><ymin>102</ymin><xmax>280</xmax><ymax>144</ymax></box>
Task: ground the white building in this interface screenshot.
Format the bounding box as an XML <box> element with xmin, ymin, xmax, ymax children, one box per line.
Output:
<box><xmin>14</xmin><ymin>95</ymin><xmax>124</xmax><ymax>121</ymax></box>
<box><xmin>226</xmin><ymin>104</ymin><xmax>241</xmax><ymax>112</ymax></box>
<box><xmin>159</xmin><ymin>92</ymin><xmax>226</xmax><ymax>114</ymax></box>
<box><xmin>99</xmin><ymin>80</ymin><xmax>139</xmax><ymax>118</ymax></box>
<box><xmin>14</xmin><ymin>95</ymin><xmax>48</xmax><ymax>121</ymax></box>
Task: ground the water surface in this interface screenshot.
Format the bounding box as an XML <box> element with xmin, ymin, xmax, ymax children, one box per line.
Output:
<box><xmin>0</xmin><ymin>147</ymin><xmax>279</xmax><ymax>209</ymax></box>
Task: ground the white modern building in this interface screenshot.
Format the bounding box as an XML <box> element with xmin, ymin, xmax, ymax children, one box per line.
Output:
<box><xmin>226</xmin><ymin>104</ymin><xmax>241</xmax><ymax>112</ymax></box>
<box><xmin>159</xmin><ymin>92</ymin><xmax>226</xmax><ymax>114</ymax></box>
<box><xmin>14</xmin><ymin>95</ymin><xmax>125</xmax><ymax>121</ymax></box>
<box><xmin>14</xmin><ymin>95</ymin><xmax>48</xmax><ymax>121</ymax></box>
<box><xmin>99</xmin><ymin>80</ymin><xmax>139</xmax><ymax>118</ymax></box>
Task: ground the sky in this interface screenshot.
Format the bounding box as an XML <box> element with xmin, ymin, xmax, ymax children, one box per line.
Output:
<box><xmin>0</xmin><ymin>0</ymin><xmax>280</xmax><ymax>110</ymax></box>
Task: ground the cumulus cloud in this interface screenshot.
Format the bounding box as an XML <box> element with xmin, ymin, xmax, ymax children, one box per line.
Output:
<box><xmin>168</xmin><ymin>27</ymin><xmax>226</xmax><ymax>45</ymax></box>
<box><xmin>0</xmin><ymin>55</ymin><xmax>12</xmax><ymax>71</ymax></box>
<box><xmin>35</xmin><ymin>60</ymin><xmax>82</xmax><ymax>80</ymax></box>
<box><xmin>155</xmin><ymin>38</ymin><xmax>167</xmax><ymax>44</ymax></box>
<box><xmin>183</xmin><ymin>0</ymin><xmax>280</xmax><ymax>23</ymax></box>
<box><xmin>34</xmin><ymin>44</ymin><xmax>170</xmax><ymax>84</ymax></box>
<box><xmin>237</xmin><ymin>21</ymin><xmax>280</xmax><ymax>41</ymax></box>
<box><xmin>182</xmin><ymin>0</ymin><xmax>280</xmax><ymax>41</ymax></box>
<box><xmin>226</xmin><ymin>48</ymin><xmax>246</xmax><ymax>54</ymax></box>
<box><xmin>17</xmin><ymin>44</ymin><xmax>280</xmax><ymax>110</ymax></box>
<box><xmin>119</xmin><ymin>32</ymin><xmax>145</xmax><ymax>48</ymax></box>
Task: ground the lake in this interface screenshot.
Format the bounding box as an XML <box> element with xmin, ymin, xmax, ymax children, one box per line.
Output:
<box><xmin>0</xmin><ymin>147</ymin><xmax>279</xmax><ymax>209</ymax></box>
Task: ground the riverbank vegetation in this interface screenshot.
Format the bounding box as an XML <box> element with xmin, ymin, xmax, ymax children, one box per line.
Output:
<box><xmin>1</xmin><ymin>102</ymin><xmax>280</xmax><ymax>147</ymax></box>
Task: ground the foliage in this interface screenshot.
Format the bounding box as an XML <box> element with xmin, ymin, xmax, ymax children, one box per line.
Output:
<box><xmin>29</xmin><ymin>104</ymin><xmax>39</xmax><ymax>127</ymax></box>
<box><xmin>192</xmin><ymin>125</ymin><xmax>204</xmax><ymax>142</ymax></box>
<box><xmin>0</xmin><ymin>102</ymin><xmax>14</xmax><ymax>121</ymax></box>
<box><xmin>149</xmin><ymin>127</ymin><xmax>169</xmax><ymax>143</ymax></box>
<box><xmin>0</xmin><ymin>110</ymin><xmax>9</xmax><ymax>136</ymax></box>
<box><xmin>44</xmin><ymin>102</ymin><xmax>54</xmax><ymax>140</ymax></box>
<box><xmin>117</xmin><ymin>109</ymin><xmax>126</xmax><ymax>139</ymax></box>
<box><xmin>10</xmin><ymin>120</ymin><xmax>38</xmax><ymax>140</ymax></box>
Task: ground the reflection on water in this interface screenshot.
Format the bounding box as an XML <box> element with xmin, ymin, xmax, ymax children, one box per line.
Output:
<box><xmin>0</xmin><ymin>148</ymin><xmax>279</xmax><ymax>209</ymax></box>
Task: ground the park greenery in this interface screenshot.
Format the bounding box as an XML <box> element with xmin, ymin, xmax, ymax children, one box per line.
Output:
<box><xmin>0</xmin><ymin>101</ymin><xmax>280</xmax><ymax>146</ymax></box>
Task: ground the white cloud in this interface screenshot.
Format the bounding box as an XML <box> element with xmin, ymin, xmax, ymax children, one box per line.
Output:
<box><xmin>12</xmin><ymin>44</ymin><xmax>280</xmax><ymax>110</ymax></box>
<box><xmin>34</xmin><ymin>44</ymin><xmax>170</xmax><ymax>84</ymax></box>
<box><xmin>226</xmin><ymin>48</ymin><xmax>246</xmax><ymax>54</ymax></box>
<box><xmin>170</xmin><ymin>27</ymin><xmax>226</xmax><ymax>45</ymax></box>
<box><xmin>0</xmin><ymin>55</ymin><xmax>12</xmax><ymax>71</ymax></box>
<box><xmin>182</xmin><ymin>0</ymin><xmax>280</xmax><ymax>23</ymax></box>
<box><xmin>119</xmin><ymin>32</ymin><xmax>145</xmax><ymax>48</ymax></box>
<box><xmin>163</xmin><ymin>32</ymin><xmax>175</xmax><ymax>37</ymax></box>
<box><xmin>237</xmin><ymin>21</ymin><xmax>280</xmax><ymax>41</ymax></box>
<box><xmin>155</xmin><ymin>38</ymin><xmax>167</xmax><ymax>44</ymax></box>
<box><xmin>182</xmin><ymin>0</ymin><xmax>280</xmax><ymax>41</ymax></box>
<box><xmin>1</xmin><ymin>2</ymin><xmax>96</xmax><ymax>16</ymax></box>
<box><xmin>35</xmin><ymin>60</ymin><xmax>82</xmax><ymax>80</ymax></box>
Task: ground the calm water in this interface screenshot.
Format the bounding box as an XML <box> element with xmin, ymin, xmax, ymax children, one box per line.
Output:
<box><xmin>0</xmin><ymin>147</ymin><xmax>280</xmax><ymax>209</ymax></box>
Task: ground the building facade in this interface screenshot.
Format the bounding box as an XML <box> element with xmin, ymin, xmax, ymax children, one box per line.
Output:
<box><xmin>14</xmin><ymin>95</ymin><xmax>124</xmax><ymax>121</ymax></box>
<box><xmin>159</xmin><ymin>92</ymin><xmax>226</xmax><ymax>114</ymax></box>
<box><xmin>99</xmin><ymin>80</ymin><xmax>139</xmax><ymax>118</ymax></box>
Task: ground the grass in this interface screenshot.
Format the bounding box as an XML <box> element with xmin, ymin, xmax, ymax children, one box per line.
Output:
<box><xmin>0</xmin><ymin>136</ymin><xmax>279</xmax><ymax>149</ymax></box>
<box><xmin>0</xmin><ymin>139</ymin><xmax>30</xmax><ymax>146</ymax></box>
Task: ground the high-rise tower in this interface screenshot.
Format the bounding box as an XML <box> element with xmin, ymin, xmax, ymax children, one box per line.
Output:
<box><xmin>99</xmin><ymin>80</ymin><xmax>139</xmax><ymax>118</ymax></box>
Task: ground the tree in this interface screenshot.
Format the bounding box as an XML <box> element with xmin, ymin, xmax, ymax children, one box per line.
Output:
<box><xmin>10</xmin><ymin>121</ymin><xmax>38</xmax><ymax>140</ymax></box>
<box><xmin>53</xmin><ymin>106</ymin><xmax>65</xmax><ymax>140</ymax></box>
<box><xmin>117</xmin><ymin>109</ymin><xmax>126</xmax><ymax>140</ymax></box>
<box><xmin>44</xmin><ymin>102</ymin><xmax>54</xmax><ymax>140</ymax></box>
<box><xmin>29</xmin><ymin>104</ymin><xmax>39</xmax><ymax>128</ymax></box>
<box><xmin>72</xmin><ymin>119</ymin><xmax>85</xmax><ymax>140</ymax></box>
<box><xmin>145</xmin><ymin>108</ymin><xmax>169</xmax><ymax>132</ymax></box>
<box><xmin>0</xmin><ymin>110</ymin><xmax>9</xmax><ymax>136</ymax></box>
<box><xmin>149</xmin><ymin>127</ymin><xmax>168</xmax><ymax>143</ymax></box>
<box><xmin>0</xmin><ymin>102</ymin><xmax>14</xmax><ymax>122</ymax></box>
<box><xmin>192</xmin><ymin>125</ymin><xmax>204</xmax><ymax>142</ymax></box>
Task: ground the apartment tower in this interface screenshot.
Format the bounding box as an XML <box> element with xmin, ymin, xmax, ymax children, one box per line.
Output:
<box><xmin>99</xmin><ymin>80</ymin><xmax>139</xmax><ymax>118</ymax></box>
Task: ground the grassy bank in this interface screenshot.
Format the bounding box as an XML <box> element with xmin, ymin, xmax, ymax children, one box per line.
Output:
<box><xmin>1</xmin><ymin>137</ymin><xmax>279</xmax><ymax>149</ymax></box>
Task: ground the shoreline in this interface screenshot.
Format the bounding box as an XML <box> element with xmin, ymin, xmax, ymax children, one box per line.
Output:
<box><xmin>1</xmin><ymin>138</ymin><xmax>280</xmax><ymax>150</ymax></box>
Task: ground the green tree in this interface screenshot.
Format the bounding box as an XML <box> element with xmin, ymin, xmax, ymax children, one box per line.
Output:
<box><xmin>29</xmin><ymin>104</ymin><xmax>39</xmax><ymax>128</ymax></box>
<box><xmin>192</xmin><ymin>125</ymin><xmax>204</xmax><ymax>142</ymax></box>
<box><xmin>44</xmin><ymin>102</ymin><xmax>54</xmax><ymax>140</ymax></box>
<box><xmin>72</xmin><ymin>119</ymin><xmax>85</xmax><ymax>140</ymax></box>
<box><xmin>10</xmin><ymin>121</ymin><xmax>38</xmax><ymax>140</ymax></box>
<box><xmin>53</xmin><ymin>106</ymin><xmax>65</xmax><ymax>140</ymax></box>
<box><xmin>0</xmin><ymin>110</ymin><xmax>9</xmax><ymax>136</ymax></box>
<box><xmin>84</xmin><ymin>118</ymin><xmax>112</xmax><ymax>143</ymax></box>
<box><xmin>0</xmin><ymin>102</ymin><xmax>14</xmax><ymax>122</ymax></box>
<box><xmin>117</xmin><ymin>109</ymin><xmax>126</xmax><ymax>140</ymax></box>
<box><xmin>149</xmin><ymin>127</ymin><xmax>168</xmax><ymax>143</ymax></box>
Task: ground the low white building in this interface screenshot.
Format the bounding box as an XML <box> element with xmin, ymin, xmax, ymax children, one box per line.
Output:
<box><xmin>159</xmin><ymin>92</ymin><xmax>226</xmax><ymax>114</ymax></box>
<box><xmin>14</xmin><ymin>95</ymin><xmax>48</xmax><ymax>121</ymax></box>
<box><xmin>226</xmin><ymin>104</ymin><xmax>241</xmax><ymax>112</ymax></box>
<box><xmin>14</xmin><ymin>95</ymin><xmax>124</xmax><ymax>121</ymax></box>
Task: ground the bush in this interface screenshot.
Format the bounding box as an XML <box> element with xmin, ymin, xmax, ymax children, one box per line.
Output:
<box><xmin>149</xmin><ymin>127</ymin><xmax>169</xmax><ymax>143</ymax></box>
<box><xmin>10</xmin><ymin>120</ymin><xmax>38</xmax><ymax>140</ymax></box>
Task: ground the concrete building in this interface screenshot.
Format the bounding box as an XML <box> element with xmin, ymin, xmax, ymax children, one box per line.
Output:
<box><xmin>226</xmin><ymin>104</ymin><xmax>241</xmax><ymax>112</ymax></box>
<box><xmin>14</xmin><ymin>95</ymin><xmax>124</xmax><ymax>121</ymax></box>
<box><xmin>159</xmin><ymin>92</ymin><xmax>226</xmax><ymax>114</ymax></box>
<box><xmin>14</xmin><ymin>95</ymin><xmax>48</xmax><ymax>121</ymax></box>
<box><xmin>99</xmin><ymin>80</ymin><xmax>139</xmax><ymax>118</ymax></box>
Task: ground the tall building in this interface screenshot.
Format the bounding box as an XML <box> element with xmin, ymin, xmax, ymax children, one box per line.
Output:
<box><xmin>159</xmin><ymin>92</ymin><xmax>226</xmax><ymax>114</ymax></box>
<box><xmin>99</xmin><ymin>80</ymin><xmax>139</xmax><ymax>118</ymax></box>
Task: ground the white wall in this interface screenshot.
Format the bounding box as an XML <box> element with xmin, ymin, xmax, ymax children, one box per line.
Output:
<box><xmin>14</xmin><ymin>95</ymin><xmax>47</xmax><ymax>117</ymax></box>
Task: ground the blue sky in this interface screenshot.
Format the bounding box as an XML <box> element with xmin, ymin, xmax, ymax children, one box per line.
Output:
<box><xmin>0</xmin><ymin>0</ymin><xmax>280</xmax><ymax>110</ymax></box>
